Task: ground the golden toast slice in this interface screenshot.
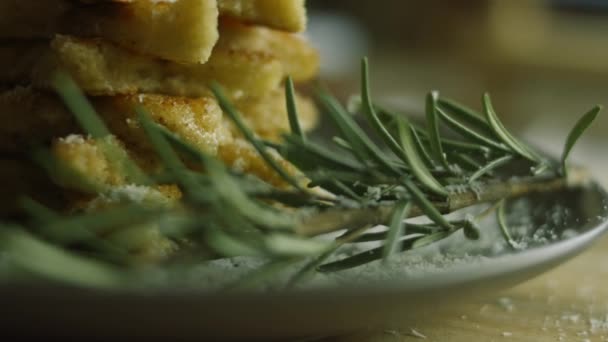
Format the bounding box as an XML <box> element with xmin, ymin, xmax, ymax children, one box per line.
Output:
<box><xmin>0</xmin><ymin>154</ymin><xmax>180</xmax><ymax>262</ymax></box>
<box><xmin>0</xmin><ymin>87</ymin><xmax>309</xmax><ymax>186</ymax></box>
<box><xmin>0</xmin><ymin>86</ymin><xmax>317</xmax><ymax>154</ymax></box>
<box><xmin>0</xmin><ymin>0</ymin><xmax>219</xmax><ymax>64</ymax></box>
<box><xmin>77</xmin><ymin>0</ymin><xmax>307</xmax><ymax>32</ymax></box>
<box><xmin>0</xmin><ymin>87</ymin><xmax>231</xmax><ymax>155</ymax></box>
<box><xmin>52</xmin><ymin>134</ymin><xmax>298</xmax><ymax>190</ymax></box>
<box><xmin>231</xmin><ymin>89</ymin><xmax>318</xmax><ymax>140</ymax></box>
<box><xmin>0</xmin><ymin>35</ymin><xmax>284</xmax><ymax>98</ymax></box>
<box><xmin>218</xmin><ymin>18</ymin><xmax>319</xmax><ymax>82</ymax></box>
<box><xmin>217</xmin><ymin>0</ymin><xmax>307</xmax><ymax>32</ymax></box>
<box><xmin>51</xmin><ymin>135</ymin><xmax>132</xmax><ymax>189</ymax></box>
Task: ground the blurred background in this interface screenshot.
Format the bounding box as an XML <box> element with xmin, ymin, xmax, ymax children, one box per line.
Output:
<box><xmin>307</xmin><ymin>0</ymin><xmax>608</xmax><ymax>183</ymax></box>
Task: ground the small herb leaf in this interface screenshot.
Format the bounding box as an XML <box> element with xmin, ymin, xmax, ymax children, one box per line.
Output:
<box><xmin>412</xmin><ymin>231</ymin><xmax>451</xmax><ymax>249</ymax></box>
<box><xmin>285</xmin><ymin>77</ymin><xmax>306</xmax><ymax>141</ymax></box>
<box><xmin>561</xmin><ymin>105</ymin><xmax>601</xmax><ymax>175</ymax></box>
<box><xmin>317</xmin><ymin>88</ymin><xmax>399</xmax><ymax>174</ymax></box>
<box><xmin>436</xmin><ymin>106</ymin><xmax>510</xmax><ymax>153</ymax></box>
<box><xmin>482</xmin><ymin>93</ymin><xmax>540</xmax><ymax>162</ymax></box>
<box><xmin>437</xmin><ymin>97</ymin><xmax>494</xmax><ymax>136</ymax></box>
<box><xmin>382</xmin><ymin>200</ymin><xmax>412</xmax><ymax>262</ymax></box>
<box><xmin>469</xmin><ymin>155</ymin><xmax>514</xmax><ymax>183</ymax></box>
<box><xmin>426</xmin><ymin>91</ymin><xmax>450</xmax><ymax>169</ymax></box>
<box><xmin>403</xmin><ymin>179</ymin><xmax>452</xmax><ymax>230</ymax></box>
<box><xmin>360</xmin><ymin>58</ymin><xmax>408</xmax><ymax>164</ymax></box>
<box><xmin>497</xmin><ymin>199</ymin><xmax>518</xmax><ymax>250</ymax></box>
<box><xmin>398</xmin><ymin>119</ymin><xmax>447</xmax><ymax>196</ymax></box>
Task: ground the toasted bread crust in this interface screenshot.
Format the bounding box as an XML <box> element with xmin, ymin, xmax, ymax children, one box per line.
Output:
<box><xmin>0</xmin><ymin>87</ymin><xmax>231</xmax><ymax>155</ymax></box>
<box><xmin>70</xmin><ymin>0</ymin><xmax>307</xmax><ymax>32</ymax></box>
<box><xmin>0</xmin><ymin>86</ymin><xmax>316</xmax><ymax>153</ymax></box>
<box><xmin>218</xmin><ymin>18</ymin><xmax>319</xmax><ymax>82</ymax></box>
<box><xmin>218</xmin><ymin>0</ymin><xmax>307</xmax><ymax>32</ymax></box>
<box><xmin>0</xmin><ymin>87</ymin><xmax>311</xmax><ymax>188</ymax></box>
<box><xmin>0</xmin><ymin>0</ymin><xmax>219</xmax><ymax>64</ymax></box>
<box><xmin>218</xmin><ymin>138</ymin><xmax>300</xmax><ymax>187</ymax></box>
<box><xmin>52</xmin><ymin>135</ymin><xmax>130</xmax><ymax>189</ymax></box>
<box><xmin>231</xmin><ymin>89</ymin><xmax>318</xmax><ymax>140</ymax></box>
<box><xmin>0</xmin><ymin>35</ymin><xmax>284</xmax><ymax>98</ymax></box>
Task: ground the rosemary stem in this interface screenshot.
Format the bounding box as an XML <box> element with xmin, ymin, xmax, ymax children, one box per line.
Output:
<box><xmin>295</xmin><ymin>167</ymin><xmax>590</xmax><ymax>237</ymax></box>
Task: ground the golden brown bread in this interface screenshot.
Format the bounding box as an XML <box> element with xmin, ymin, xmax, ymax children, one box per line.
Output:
<box><xmin>0</xmin><ymin>87</ymin><xmax>231</xmax><ymax>155</ymax></box>
<box><xmin>69</xmin><ymin>0</ymin><xmax>307</xmax><ymax>32</ymax></box>
<box><xmin>0</xmin><ymin>0</ymin><xmax>315</xmax><ymax>260</ymax></box>
<box><xmin>0</xmin><ymin>87</ymin><xmax>312</xmax><ymax>188</ymax></box>
<box><xmin>0</xmin><ymin>86</ymin><xmax>317</xmax><ymax>153</ymax></box>
<box><xmin>217</xmin><ymin>0</ymin><xmax>307</xmax><ymax>32</ymax></box>
<box><xmin>51</xmin><ymin>134</ymin><xmax>298</xmax><ymax>189</ymax></box>
<box><xmin>0</xmin><ymin>152</ymin><xmax>180</xmax><ymax>261</ymax></box>
<box><xmin>217</xmin><ymin>138</ymin><xmax>300</xmax><ymax>187</ymax></box>
<box><xmin>231</xmin><ymin>89</ymin><xmax>318</xmax><ymax>141</ymax></box>
<box><xmin>218</xmin><ymin>18</ymin><xmax>319</xmax><ymax>82</ymax></box>
<box><xmin>51</xmin><ymin>135</ymin><xmax>131</xmax><ymax>190</ymax></box>
<box><xmin>93</xmin><ymin>93</ymin><xmax>232</xmax><ymax>155</ymax></box>
<box><xmin>0</xmin><ymin>35</ymin><xmax>284</xmax><ymax>98</ymax></box>
<box><xmin>0</xmin><ymin>0</ymin><xmax>219</xmax><ymax>64</ymax></box>
<box><xmin>0</xmin><ymin>23</ymin><xmax>319</xmax><ymax>96</ymax></box>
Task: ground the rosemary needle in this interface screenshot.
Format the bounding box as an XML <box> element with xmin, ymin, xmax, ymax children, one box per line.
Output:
<box><xmin>468</xmin><ymin>155</ymin><xmax>514</xmax><ymax>183</ymax></box>
<box><xmin>482</xmin><ymin>93</ymin><xmax>540</xmax><ymax>163</ymax></box>
<box><xmin>285</xmin><ymin>77</ymin><xmax>306</xmax><ymax>141</ymax></box>
<box><xmin>211</xmin><ymin>83</ymin><xmax>305</xmax><ymax>191</ymax></box>
<box><xmin>426</xmin><ymin>91</ymin><xmax>450</xmax><ymax>170</ymax></box>
<box><xmin>382</xmin><ymin>200</ymin><xmax>412</xmax><ymax>262</ymax></box>
<box><xmin>561</xmin><ymin>105</ymin><xmax>601</xmax><ymax>176</ymax></box>
<box><xmin>497</xmin><ymin>199</ymin><xmax>518</xmax><ymax>250</ymax></box>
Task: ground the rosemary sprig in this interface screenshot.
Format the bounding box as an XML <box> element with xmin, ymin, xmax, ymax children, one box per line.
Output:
<box><xmin>317</xmin><ymin>89</ymin><xmax>399</xmax><ymax>175</ymax></box>
<box><xmin>0</xmin><ymin>58</ymin><xmax>600</xmax><ymax>288</ymax></box>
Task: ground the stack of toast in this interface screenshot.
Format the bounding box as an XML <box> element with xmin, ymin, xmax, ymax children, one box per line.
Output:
<box><xmin>0</xmin><ymin>0</ymin><xmax>319</xmax><ymax>215</ymax></box>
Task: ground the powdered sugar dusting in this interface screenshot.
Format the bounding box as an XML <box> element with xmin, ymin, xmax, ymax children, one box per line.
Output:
<box><xmin>140</xmin><ymin>186</ymin><xmax>607</xmax><ymax>292</ymax></box>
<box><xmin>58</xmin><ymin>134</ymin><xmax>87</xmax><ymax>144</ymax></box>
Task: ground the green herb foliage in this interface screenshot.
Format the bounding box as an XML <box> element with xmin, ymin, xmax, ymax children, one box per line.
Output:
<box><xmin>0</xmin><ymin>58</ymin><xmax>598</xmax><ymax>289</ymax></box>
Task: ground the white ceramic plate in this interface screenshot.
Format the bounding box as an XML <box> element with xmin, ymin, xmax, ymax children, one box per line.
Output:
<box><xmin>1</xmin><ymin>184</ymin><xmax>607</xmax><ymax>340</ymax></box>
